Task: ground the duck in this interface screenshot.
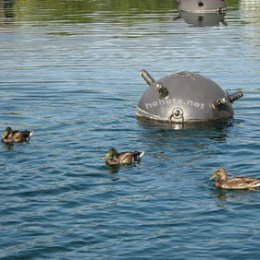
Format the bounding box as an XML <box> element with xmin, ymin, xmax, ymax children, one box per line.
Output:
<box><xmin>1</xmin><ymin>127</ymin><xmax>33</xmax><ymax>143</ymax></box>
<box><xmin>210</xmin><ymin>168</ymin><xmax>260</xmax><ymax>191</ymax></box>
<box><xmin>103</xmin><ymin>148</ymin><xmax>145</xmax><ymax>166</ymax></box>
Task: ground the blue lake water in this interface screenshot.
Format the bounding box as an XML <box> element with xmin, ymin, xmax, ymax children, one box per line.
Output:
<box><xmin>0</xmin><ymin>0</ymin><xmax>260</xmax><ymax>259</ymax></box>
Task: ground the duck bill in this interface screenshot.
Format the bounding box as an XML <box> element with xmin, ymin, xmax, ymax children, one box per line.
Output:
<box><xmin>2</xmin><ymin>131</ymin><xmax>8</xmax><ymax>139</ymax></box>
<box><xmin>103</xmin><ymin>154</ymin><xmax>109</xmax><ymax>161</ymax></box>
<box><xmin>209</xmin><ymin>173</ymin><xmax>217</xmax><ymax>180</ymax></box>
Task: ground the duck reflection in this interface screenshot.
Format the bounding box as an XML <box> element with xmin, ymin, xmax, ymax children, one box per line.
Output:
<box><xmin>2</xmin><ymin>142</ymin><xmax>14</xmax><ymax>151</ymax></box>
<box><xmin>210</xmin><ymin>188</ymin><xmax>260</xmax><ymax>207</ymax></box>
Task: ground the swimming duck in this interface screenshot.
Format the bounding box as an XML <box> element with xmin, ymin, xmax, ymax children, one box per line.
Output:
<box><xmin>1</xmin><ymin>127</ymin><xmax>33</xmax><ymax>143</ymax></box>
<box><xmin>103</xmin><ymin>148</ymin><xmax>145</xmax><ymax>166</ymax></box>
<box><xmin>210</xmin><ymin>168</ymin><xmax>260</xmax><ymax>191</ymax></box>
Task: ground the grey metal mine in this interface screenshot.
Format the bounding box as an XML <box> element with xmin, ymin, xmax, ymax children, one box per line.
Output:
<box><xmin>136</xmin><ymin>70</ymin><xmax>243</xmax><ymax>125</ymax></box>
<box><xmin>176</xmin><ymin>0</ymin><xmax>227</xmax><ymax>13</ymax></box>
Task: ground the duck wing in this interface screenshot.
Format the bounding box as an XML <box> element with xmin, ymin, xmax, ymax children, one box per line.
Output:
<box><xmin>118</xmin><ymin>153</ymin><xmax>134</xmax><ymax>164</ymax></box>
<box><xmin>223</xmin><ymin>177</ymin><xmax>260</xmax><ymax>190</ymax></box>
<box><xmin>131</xmin><ymin>151</ymin><xmax>145</xmax><ymax>162</ymax></box>
<box><xmin>119</xmin><ymin>151</ymin><xmax>145</xmax><ymax>162</ymax></box>
<box><xmin>106</xmin><ymin>158</ymin><xmax>120</xmax><ymax>166</ymax></box>
<box><xmin>1</xmin><ymin>135</ymin><xmax>13</xmax><ymax>143</ymax></box>
<box><xmin>12</xmin><ymin>130</ymin><xmax>32</xmax><ymax>142</ymax></box>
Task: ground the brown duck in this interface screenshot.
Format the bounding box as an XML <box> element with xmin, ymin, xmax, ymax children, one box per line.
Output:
<box><xmin>1</xmin><ymin>127</ymin><xmax>33</xmax><ymax>143</ymax></box>
<box><xmin>210</xmin><ymin>168</ymin><xmax>260</xmax><ymax>191</ymax></box>
<box><xmin>103</xmin><ymin>148</ymin><xmax>145</xmax><ymax>166</ymax></box>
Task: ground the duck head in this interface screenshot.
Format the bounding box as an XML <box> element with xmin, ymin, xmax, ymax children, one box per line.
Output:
<box><xmin>103</xmin><ymin>148</ymin><xmax>118</xmax><ymax>161</ymax></box>
<box><xmin>210</xmin><ymin>168</ymin><xmax>228</xmax><ymax>181</ymax></box>
<box><xmin>2</xmin><ymin>127</ymin><xmax>12</xmax><ymax>139</ymax></box>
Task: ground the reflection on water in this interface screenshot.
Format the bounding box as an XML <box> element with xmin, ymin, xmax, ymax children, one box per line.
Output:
<box><xmin>137</xmin><ymin>116</ymin><xmax>233</xmax><ymax>132</ymax></box>
<box><xmin>175</xmin><ymin>12</ymin><xmax>227</xmax><ymax>27</ymax></box>
<box><xmin>2</xmin><ymin>142</ymin><xmax>15</xmax><ymax>151</ymax></box>
<box><xmin>3</xmin><ymin>0</ymin><xmax>179</xmax><ymax>24</ymax></box>
<box><xmin>240</xmin><ymin>0</ymin><xmax>260</xmax><ymax>12</ymax></box>
<box><xmin>0</xmin><ymin>0</ymin><xmax>15</xmax><ymax>24</ymax></box>
<box><xmin>210</xmin><ymin>188</ymin><xmax>260</xmax><ymax>207</ymax></box>
<box><xmin>0</xmin><ymin>0</ymin><xmax>241</xmax><ymax>25</ymax></box>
